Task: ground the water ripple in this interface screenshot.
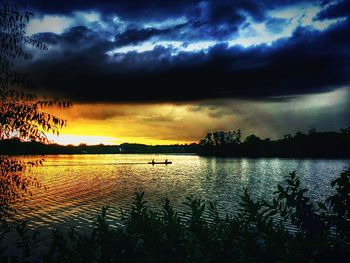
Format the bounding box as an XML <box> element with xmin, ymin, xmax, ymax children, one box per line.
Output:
<box><xmin>15</xmin><ymin>154</ymin><xmax>350</xmax><ymax>232</ymax></box>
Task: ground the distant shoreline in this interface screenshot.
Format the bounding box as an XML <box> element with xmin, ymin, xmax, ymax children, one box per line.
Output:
<box><xmin>3</xmin><ymin>153</ymin><xmax>350</xmax><ymax>161</ymax></box>
<box><xmin>2</xmin><ymin>127</ymin><xmax>350</xmax><ymax>159</ymax></box>
<box><xmin>0</xmin><ymin>139</ymin><xmax>199</xmax><ymax>155</ymax></box>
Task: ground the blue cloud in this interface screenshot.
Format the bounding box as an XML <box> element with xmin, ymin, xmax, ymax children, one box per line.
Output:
<box><xmin>17</xmin><ymin>0</ymin><xmax>349</xmax><ymax>102</ymax></box>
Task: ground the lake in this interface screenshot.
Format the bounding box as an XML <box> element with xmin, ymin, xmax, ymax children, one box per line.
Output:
<box><xmin>17</xmin><ymin>154</ymin><xmax>350</xmax><ymax>231</ymax></box>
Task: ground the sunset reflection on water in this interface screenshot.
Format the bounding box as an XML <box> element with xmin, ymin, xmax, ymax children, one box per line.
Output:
<box><xmin>16</xmin><ymin>154</ymin><xmax>350</xmax><ymax>231</ymax></box>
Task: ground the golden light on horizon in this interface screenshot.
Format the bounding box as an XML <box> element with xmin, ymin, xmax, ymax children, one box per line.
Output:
<box><xmin>44</xmin><ymin>103</ymin><xmax>208</xmax><ymax>145</ymax></box>
<box><xmin>46</xmin><ymin>134</ymin><xmax>121</xmax><ymax>146</ymax></box>
<box><xmin>46</xmin><ymin>133</ymin><xmax>193</xmax><ymax>146</ymax></box>
<box><xmin>42</xmin><ymin>88</ymin><xmax>350</xmax><ymax>146</ymax></box>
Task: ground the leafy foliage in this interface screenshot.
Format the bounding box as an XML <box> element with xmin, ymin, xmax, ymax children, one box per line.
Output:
<box><xmin>0</xmin><ymin>1</ymin><xmax>70</xmax><ymax>226</ymax></box>
<box><xmin>272</xmin><ymin>171</ymin><xmax>325</xmax><ymax>233</ymax></box>
<box><xmin>0</xmin><ymin>158</ymin><xmax>43</xmax><ymax>226</ymax></box>
<box><xmin>200</xmin><ymin>130</ymin><xmax>241</xmax><ymax>147</ymax></box>
<box><xmin>325</xmin><ymin>169</ymin><xmax>350</xmax><ymax>236</ymax></box>
<box><xmin>0</xmin><ymin>1</ymin><xmax>70</xmax><ymax>143</ymax></box>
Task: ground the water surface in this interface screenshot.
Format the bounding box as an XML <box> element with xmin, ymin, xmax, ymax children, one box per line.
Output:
<box><xmin>18</xmin><ymin>154</ymin><xmax>350</xmax><ymax>231</ymax></box>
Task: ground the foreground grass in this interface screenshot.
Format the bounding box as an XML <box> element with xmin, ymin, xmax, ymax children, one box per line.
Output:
<box><xmin>1</xmin><ymin>169</ymin><xmax>350</xmax><ymax>263</ymax></box>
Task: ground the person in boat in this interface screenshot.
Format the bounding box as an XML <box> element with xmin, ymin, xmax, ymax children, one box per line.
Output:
<box><xmin>151</xmin><ymin>159</ymin><xmax>155</xmax><ymax>164</ymax></box>
<box><xmin>165</xmin><ymin>159</ymin><xmax>168</xmax><ymax>163</ymax></box>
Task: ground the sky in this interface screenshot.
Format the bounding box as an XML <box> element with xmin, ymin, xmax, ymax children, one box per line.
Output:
<box><xmin>17</xmin><ymin>0</ymin><xmax>350</xmax><ymax>145</ymax></box>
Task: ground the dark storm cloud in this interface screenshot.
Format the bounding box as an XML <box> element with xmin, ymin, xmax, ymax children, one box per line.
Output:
<box><xmin>31</xmin><ymin>0</ymin><xmax>311</xmax><ymax>21</ymax></box>
<box><xmin>31</xmin><ymin>0</ymin><xmax>251</xmax><ymax>18</ymax></box>
<box><xmin>20</xmin><ymin>15</ymin><xmax>350</xmax><ymax>102</ymax></box>
<box><xmin>32</xmin><ymin>32</ymin><xmax>60</xmax><ymax>45</ymax></box>
<box><xmin>114</xmin><ymin>23</ymin><xmax>187</xmax><ymax>47</ymax></box>
<box><xmin>17</xmin><ymin>0</ymin><xmax>350</xmax><ymax>102</ymax></box>
<box><xmin>114</xmin><ymin>28</ymin><xmax>170</xmax><ymax>47</ymax></box>
<box><xmin>33</xmin><ymin>26</ymin><xmax>97</xmax><ymax>43</ymax></box>
<box><xmin>31</xmin><ymin>0</ymin><xmax>197</xmax><ymax>16</ymax></box>
<box><xmin>317</xmin><ymin>0</ymin><xmax>350</xmax><ymax>19</ymax></box>
<box><xmin>189</xmin><ymin>1</ymin><xmax>247</xmax><ymax>31</ymax></box>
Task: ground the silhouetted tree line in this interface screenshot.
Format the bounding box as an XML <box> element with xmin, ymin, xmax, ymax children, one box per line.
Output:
<box><xmin>119</xmin><ymin>143</ymin><xmax>199</xmax><ymax>154</ymax></box>
<box><xmin>0</xmin><ymin>139</ymin><xmax>199</xmax><ymax>155</ymax></box>
<box><xmin>199</xmin><ymin>127</ymin><xmax>350</xmax><ymax>158</ymax></box>
<box><xmin>2</xmin><ymin>127</ymin><xmax>350</xmax><ymax>157</ymax></box>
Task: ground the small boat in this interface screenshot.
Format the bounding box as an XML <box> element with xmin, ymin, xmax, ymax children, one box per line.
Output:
<box><xmin>148</xmin><ymin>161</ymin><xmax>172</xmax><ymax>165</ymax></box>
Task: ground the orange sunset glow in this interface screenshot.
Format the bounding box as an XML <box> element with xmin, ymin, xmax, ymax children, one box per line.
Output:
<box><xmin>44</xmin><ymin>103</ymin><xmax>208</xmax><ymax>145</ymax></box>
<box><xmin>42</xmin><ymin>87</ymin><xmax>350</xmax><ymax>146</ymax></box>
